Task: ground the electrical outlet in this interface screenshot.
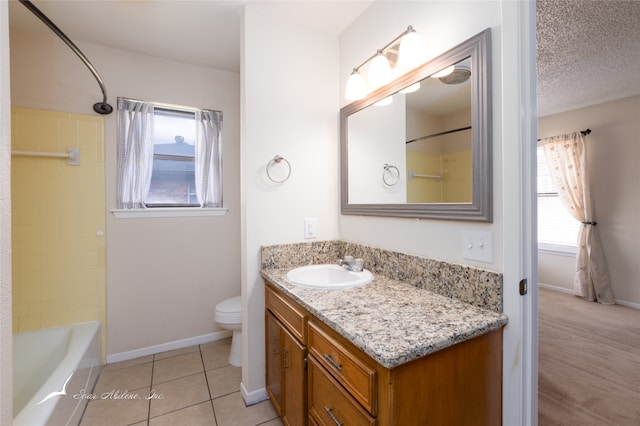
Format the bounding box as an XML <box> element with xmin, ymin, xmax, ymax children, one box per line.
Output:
<box><xmin>462</xmin><ymin>230</ymin><xmax>493</xmax><ymax>263</ymax></box>
<box><xmin>304</xmin><ymin>217</ymin><xmax>317</xmax><ymax>239</ymax></box>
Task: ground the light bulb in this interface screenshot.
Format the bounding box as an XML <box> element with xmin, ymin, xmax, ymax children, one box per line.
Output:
<box><xmin>374</xmin><ymin>96</ymin><xmax>393</xmax><ymax>107</ymax></box>
<box><xmin>397</xmin><ymin>26</ymin><xmax>426</xmax><ymax>73</ymax></box>
<box><xmin>400</xmin><ymin>82</ymin><xmax>420</xmax><ymax>94</ymax></box>
<box><xmin>432</xmin><ymin>65</ymin><xmax>454</xmax><ymax>78</ymax></box>
<box><xmin>345</xmin><ymin>69</ymin><xmax>367</xmax><ymax>100</ymax></box>
<box><xmin>368</xmin><ymin>50</ymin><xmax>392</xmax><ymax>91</ymax></box>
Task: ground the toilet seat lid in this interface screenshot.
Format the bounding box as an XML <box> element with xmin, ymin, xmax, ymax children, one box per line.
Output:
<box><xmin>216</xmin><ymin>296</ymin><xmax>241</xmax><ymax>314</ymax></box>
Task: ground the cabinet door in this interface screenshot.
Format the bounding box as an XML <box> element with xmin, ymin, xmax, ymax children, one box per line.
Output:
<box><xmin>266</xmin><ymin>311</ymin><xmax>283</xmax><ymax>415</ymax></box>
<box><xmin>282</xmin><ymin>325</ymin><xmax>307</xmax><ymax>426</ymax></box>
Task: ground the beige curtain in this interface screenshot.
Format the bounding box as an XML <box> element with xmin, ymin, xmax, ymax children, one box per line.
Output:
<box><xmin>542</xmin><ymin>131</ymin><xmax>615</xmax><ymax>304</ymax></box>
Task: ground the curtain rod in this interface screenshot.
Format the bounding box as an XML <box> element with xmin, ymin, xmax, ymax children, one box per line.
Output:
<box><xmin>406</xmin><ymin>126</ymin><xmax>472</xmax><ymax>144</ymax></box>
<box><xmin>538</xmin><ymin>128</ymin><xmax>591</xmax><ymax>141</ymax></box>
<box><xmin>19</xmin><ymin>0</ymin><xmax>113</xmax><ymax>115</ymax></box>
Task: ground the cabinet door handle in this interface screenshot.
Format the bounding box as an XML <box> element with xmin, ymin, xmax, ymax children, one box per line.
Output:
<box><xmin>323</xmin><ymin>353</ymin><xmax>343</xmax><ymax>372</ymax></box>
<box><xmin>283</xmin><ymin>348</ymin><xmax>289</xmax><ymax>369</ymax></box>
<box><xmin>324</xmin><ymin>406</ymin><xmax>344</xmax><ymax>425</ymax></box>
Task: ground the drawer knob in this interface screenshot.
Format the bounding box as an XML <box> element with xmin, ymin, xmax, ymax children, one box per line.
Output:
<box><xmin>323</xmin><ymin>353</ymin><xmax>343</xmax><ymax>372</ymax></box>
<box><xmin>324</xmin><ymin>406</ymin><xmax>344</xmax><ymax>426</ymax></box>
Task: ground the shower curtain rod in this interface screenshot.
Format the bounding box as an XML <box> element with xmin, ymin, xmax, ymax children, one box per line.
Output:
<box><xmin>537</xmin><ymin>128</ymin><xmax>591</xmax><ymax>141</ymax></box>
<box><xmin>19</xmin><ymin>0</ymin><xmax>113</xmax><ymax>115</ymax></box>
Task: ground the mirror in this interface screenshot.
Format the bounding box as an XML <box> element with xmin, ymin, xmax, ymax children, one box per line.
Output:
<box><xmin>340</xmin><ymin>28</ymin><xmax>492</xmax><ymax>221</ymax></box>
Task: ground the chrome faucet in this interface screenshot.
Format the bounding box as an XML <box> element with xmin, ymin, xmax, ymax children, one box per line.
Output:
<box><xmin>338</xmin><ymin>256</ymin><xmax>364</xmax><ymax>272</ymax></box>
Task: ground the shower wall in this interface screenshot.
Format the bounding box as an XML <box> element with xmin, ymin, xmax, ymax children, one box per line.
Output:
<box><xmin>406</xmin><ymin>149</ymin><xmax>472</xmax><ymax>203</ymax></box>
<box><xmin>11</xmin><ymin>107</ymin><xmax>106</xmax><ymax>334</ymax></box>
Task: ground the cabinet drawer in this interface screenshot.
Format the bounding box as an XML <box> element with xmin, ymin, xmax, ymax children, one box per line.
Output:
<box><xmin>308</xmin><ymin>356</ymin><xmax>376</xmax><ymax>426</ymax></box>
<box><xmin>308</xmin><ymin>321</ymin><xmax>377</xmax><ymax>415</ymax></box>
<box><xmin>266</xmin><ymin>284</ymin><xmax>307</xmax><ymax>342</ymax></box>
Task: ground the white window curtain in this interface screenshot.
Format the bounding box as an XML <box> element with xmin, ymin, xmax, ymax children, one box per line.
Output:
<box><xmin>116</xmin><ymin>98</ymin><xmax>155</xmax><ymax>209</ymax></box>
<box><xmin>195</xmin><ymin>110</ymin><xmax>223</xmax><ymax>207</ymax></box>
<box><xmin>541</xmin><ymin>131</ymin><xmax>615</xmax><ymax>304</ymax></box>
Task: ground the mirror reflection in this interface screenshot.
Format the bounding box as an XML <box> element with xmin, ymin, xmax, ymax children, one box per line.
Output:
<box><xmin>406</xmin><ymin>57</ymin><xmax>471</xmax><ymax>203</ymax></box>
<box><xmin>341</xmin><ymin>28</ymin><xmax>492</xmax><ymax>221</ymax></box>
<box><xmin>348</xmin><ymin>58</ymin><xmax>472</xmax><ymax>204</ymax></box>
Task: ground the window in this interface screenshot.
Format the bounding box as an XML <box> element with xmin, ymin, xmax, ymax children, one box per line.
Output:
<box><xmin>537</xmin><ymin>146</ymin><xmax>580</xmax><ymax>251</ymax></box>
<box><xmin>147</xmin><ymin>109</ymin><xmax>198</xmax><ymax>207</ymax></box>
<box><xmin>115</xmin><ymin>98</ymin><xmax>223</xmax><ymax>215</ymax></box>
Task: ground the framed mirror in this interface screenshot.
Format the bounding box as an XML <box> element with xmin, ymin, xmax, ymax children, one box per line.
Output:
<box><xmin>340</xmin><ymin>28</ymin><xmax>492</xmax><ymax>221</ymax></box>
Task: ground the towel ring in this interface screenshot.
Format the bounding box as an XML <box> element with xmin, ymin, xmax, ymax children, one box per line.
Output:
<box><xmin>382</xmin><ymin>163</ymin><xmax>400</xmax><ymax>187</ymax></box>
<box><xmin>266</xmin><ymin>155</ymin><xmax>291</xmax><ymax>183</ymax></box>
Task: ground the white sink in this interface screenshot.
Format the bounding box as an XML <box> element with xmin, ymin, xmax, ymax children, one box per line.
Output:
<box><xmin>285</xmin><ymin>264</ymin><xmax>372</xmax><ymax>290</ymax></box>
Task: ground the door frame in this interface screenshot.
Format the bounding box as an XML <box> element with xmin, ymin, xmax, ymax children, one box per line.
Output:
<box><xmin>500</xmin><ymin>1</ymin><xmax>538</xmax><ymax>425</ymax></box>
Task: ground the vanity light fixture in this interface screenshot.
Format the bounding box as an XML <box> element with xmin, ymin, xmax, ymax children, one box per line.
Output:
<box><xmin>345</xmin><ymin>70</ymin><xmax>367</xmax><ymax>100</ymax></box>
<box><xmin>368</xmin><ymin>50</ymin><xmax>393</xmax><ymax>91</ymax></box>
<box><xmin>344</xmin><ymin>25</ymin><xmax>426</xmax><ymax>101</ymax></box>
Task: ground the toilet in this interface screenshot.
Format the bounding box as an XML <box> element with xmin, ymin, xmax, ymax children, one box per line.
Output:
<box><xmin>214</xmin><ymin>296</ymin><xmax>242</xmax><ymax>367</ymax></box>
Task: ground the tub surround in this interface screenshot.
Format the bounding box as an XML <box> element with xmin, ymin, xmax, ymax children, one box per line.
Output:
<box><xmin>261</xmin><ymin>240</ymin><xmax>507</xmax><ymax>368</ymax></box>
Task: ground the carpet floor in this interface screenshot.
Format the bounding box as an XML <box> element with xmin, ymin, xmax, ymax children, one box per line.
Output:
<box><xmin>538</xmin><ymin>287</ymin><xmax>640</xmax><ymax>425</ymax></box>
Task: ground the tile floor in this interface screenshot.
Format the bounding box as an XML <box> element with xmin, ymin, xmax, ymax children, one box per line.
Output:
<box><xmin>80</xmin><ymin>338</ymin><xmax>283</xmax><ymax>426</ymax></box>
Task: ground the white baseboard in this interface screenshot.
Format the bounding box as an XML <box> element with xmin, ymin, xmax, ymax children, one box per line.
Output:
<box><xmin>106</xmin><ymin>330</ymin><xmax>232</xmax><ymax>364</ymax></box>
<box><xmin>615</xmin><ymin>298</ymin><xmax>640</xmax><ymax>310</ymax></box>
<box><xmin>539</xmin><ymin>282</ymin><xmax>640</xmax><ymax>309</ymax></box>
<box><xmin>240</xmin><ymin>382</ymin><xmax>269</xmax><ymax>406</ymax></box>
<box><xmin>538</xmin><ymin>282</ymin><xmax>574</xmax><ymax>295</ymax></box>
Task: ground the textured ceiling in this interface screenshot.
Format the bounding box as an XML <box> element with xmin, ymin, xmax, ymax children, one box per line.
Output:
<box><xmin>537</xmin><ymin>0</ymin><xmax>640</xmax><ymax>116</ymax></box>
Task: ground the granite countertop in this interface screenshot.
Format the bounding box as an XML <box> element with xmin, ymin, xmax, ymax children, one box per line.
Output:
<box><xmin>262</xmin><ymin>268</ymin><xmax>508</xmax><ymax>369</ymax></box>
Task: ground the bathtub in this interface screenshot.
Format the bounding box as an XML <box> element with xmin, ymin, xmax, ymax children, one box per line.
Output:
<box><xmin>13</xmin><ymin>321</ymin><xmax>103</xmax><ymax>426</ymax></box>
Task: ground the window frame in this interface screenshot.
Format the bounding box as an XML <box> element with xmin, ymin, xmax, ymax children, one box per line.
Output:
<box><xmin>112</xmin><ymin>99</ymin><xmax>227</xmax><ymax>219</ymax></box>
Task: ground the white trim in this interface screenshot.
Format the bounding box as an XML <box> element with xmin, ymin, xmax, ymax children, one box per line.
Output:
<box><xmin>540</xmin><ymin>282</ymin><xmax>640</xmax><ymax>309</ymax></box>
<box><xmin>616</xmin><ymin>299</ymin><xmax>640</xmax><ymax>310</ymax></box>
<box><xmin>538</xmin><ymin>243</ymin><xmax>577</xmax><ymax>256</ymax></box>
<box><xmin>538</xmin><ymin>282</ymin><xmax>573</xmax><ymax>295</ymax></box>
<box><xmin>240</xmin><ymin>382</ymin><xmax>269</xmax><ymax>406</ymax></box>
<box><xmin>106</xmin><ymin>330</ymin><xmax>231</xmax><ymax>364</ymax></box>
<box><xmin>111</xmin><ymin>207</ymin><xmax>228</xmax><ymax>219</ymax></box>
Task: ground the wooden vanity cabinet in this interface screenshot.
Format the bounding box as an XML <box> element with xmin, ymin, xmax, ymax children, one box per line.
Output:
<box><xmin>308</xmin><ymin>317</ymin><xmax>502</xmax><ymax>426</ymax></box>
<box><xmin>265</xmin><ymin>284</ymin><xmax>308</xmax><ymax>426</ymax></box>
<box><xmin>265</xmin><ymin>279</ymin><xmax>503</xmax><ymax>426</ymax></box>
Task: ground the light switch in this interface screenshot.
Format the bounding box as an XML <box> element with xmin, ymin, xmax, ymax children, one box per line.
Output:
<box><xmin>304</xmin><ymin>217</ymin><xmax>317</xmax><ymax>239</ymax></box>
<box><xmin>462</xmin><ymin>230</ymin><xmax>493</xmax><ymax>263</ymax></box>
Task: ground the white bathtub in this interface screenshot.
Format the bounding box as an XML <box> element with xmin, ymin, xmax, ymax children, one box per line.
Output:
<box><xmin>13</xmin><ymin>321</ymin><xmax>103</xmax><ymax>426</ymax></box>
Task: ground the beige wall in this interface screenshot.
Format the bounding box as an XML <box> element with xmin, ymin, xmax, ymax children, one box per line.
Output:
<box><xmin>241</xmin><ymin>5</ymin><xmax>341</xmax><ymax>401</ymax></box>
<box><xmin>10</xmin><ymin>30</ymin><xmax>241</xmax><ymax>356</ymax></box>
<box><xmin>11</xmin><ymin>108</ymin><xmax>106</xmax><ymax>337</ymax></box>
<box><xmin>538</xmin><ymin>95</ymin><xmax>640</xmax><ymax>306</ymax></box>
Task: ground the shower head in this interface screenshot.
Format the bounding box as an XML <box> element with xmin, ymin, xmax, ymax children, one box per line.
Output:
<box><xmin>93</xmin><ymin>102</ymin><xmax>113</xmax><ymax>115</ymax></box>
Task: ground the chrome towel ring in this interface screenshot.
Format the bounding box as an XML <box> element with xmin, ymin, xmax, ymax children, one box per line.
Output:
<box><xmin>382</xmin><ymin>163</ymin><xmax>400</xmax><ymax>187</ymax></box>
<box><xmin>266</xmin><ymin>155</ymin><xmax>291</xmax><ymax>183</ymax></box>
